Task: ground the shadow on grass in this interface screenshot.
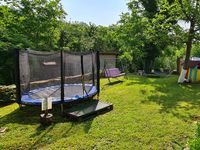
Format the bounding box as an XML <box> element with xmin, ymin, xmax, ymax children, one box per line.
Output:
<box><xmin>125</xmin><ymin>75</ymin><xmax>173</xmax><ymax>86</ymax></box>
<box><xmin>105</xmin><ymin>80</ymin><xmax>124</xmax><ymax>86</ymax></box>
<box><xmin>27</xmin><ymin>118</ymin><xmax>94</xmax><ymax>149</ymax></box>
<box><xmin>0</xmin><ymin>105</ymin><xmax>63</xmax><ymax>125</ymax></box>
<box><xmin>83</xmin><ymin>118</ymin><xmax>94</xmax><ymax>133</ymax></box>
<box><xmin>0</xmin><ymin>104</ymin><xmax>94</xmax><ymax>132</ymax></box>
<box><xmin>126</xmin><ymin>75</ymin><xmax>200</xmax><ymax>121</ymax></box>
<box><xmin>0</xmin><ymin>101</ymin><xmax>15</xmax><ymax>108</ymax></box>
<box><xmin>148</xmin><ymin>83</ymin><xmax>200</xmax><ymax>120</ymax></box>
<box><xmin>28</xmin><ymin>124</ymin><xmax>56</xmax><ymax>149</ymax></box>
<box><xmin>0</xmin><ymin>103</ymin><xmax>95</xmax><ymax>149</ymax></box>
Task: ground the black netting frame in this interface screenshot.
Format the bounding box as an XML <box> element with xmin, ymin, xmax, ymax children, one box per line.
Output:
<box><xmin>16</xmin><ymin>49</ymin><xmax>100</xmax><ymax>105</ymax></box>
<box><xmin>16</xmin><ymin>48</ymin><xmax>21</xmax><ymax>104</ymax></box>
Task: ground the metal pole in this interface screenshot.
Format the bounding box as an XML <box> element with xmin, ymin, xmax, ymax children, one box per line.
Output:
<box><xmin>60</xmin><ymin>49</ymin><xmax>64</xmax><ymax>113</ymax></box>
<box><xmin>15</xmin><ymin>48</ymin><xmax>21</xmax><ymax>105</ymax></box>
<box><xmin>91</xmin><ymin>53</ymin><xmax>95</xmax><ymax>86</ymax></box>
<box><xmin>96</xmin><ymin>51</ymin><xmax>100</xmax><ymax>98</ymax></box>
<box><xmin>80</xmin><ymin>55</ymin><xmax>87</xmax><ymax>96</ymax></box>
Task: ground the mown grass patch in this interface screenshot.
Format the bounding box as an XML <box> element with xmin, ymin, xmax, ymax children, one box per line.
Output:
<box><xmin>1</xmin><ymin>75</ymin><xmax>200</xmax><ymax>149</ymax></box>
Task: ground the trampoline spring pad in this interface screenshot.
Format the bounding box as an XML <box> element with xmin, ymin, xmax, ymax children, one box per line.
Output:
<box><xmin>21</xmin><ymin>84</ymin><xmax>97</xmax><ymax>105</ymax></box>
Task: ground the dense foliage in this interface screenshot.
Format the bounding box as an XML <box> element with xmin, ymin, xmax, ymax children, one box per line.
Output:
<box><xmin>0</xmin><ymin>0</ymin><xmax>65</xmax><ymax>84</ymax></box>
<box><xmin>1</xmin><ymin>0</ymin><xmax>200</xmax><ymax>84</ymax></box>
<box><xmin>0</xmin><ymin>85</ymin><xmax>15</xmax><ymax>102</ymax></box>
<box><xmin>60</xmin><ymin>22</ymin><xmax>119</xmax><ymax>52</ymax></box>
<box><xmin>1</xmin><ymin>0</ymin><xmax>200</xmax><ymax>148</ymax></box>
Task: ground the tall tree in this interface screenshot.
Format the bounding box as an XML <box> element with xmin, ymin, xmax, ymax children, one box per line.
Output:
<box><xmin>61</xmin><ymin>22</ymin><xmax>119</xmax><ymax>52</ymax></box>
<box><xmin>0</xmin><ymin>0</ymin><xmax>66</xmax><ymax>84</ymax></box>
<box><xmin>2</xmin><ymin>0</ymin><xmax>66</xmax><ymax>50</ymax></box>
<box><xmin>173</xmin><ymin>0</ymin><xmax>200</xmax><ymax>82</ymax></box>
<box><xmin>117</xmin><ymin>0</ymin><xmax>173</xmax><ymax>73</ymax></box>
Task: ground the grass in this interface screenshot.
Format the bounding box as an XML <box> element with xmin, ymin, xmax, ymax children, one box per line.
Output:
<box><xmin>1</xmin><ymin>75</ymin><xmax>200</xmax><ymax>149</ymax></box>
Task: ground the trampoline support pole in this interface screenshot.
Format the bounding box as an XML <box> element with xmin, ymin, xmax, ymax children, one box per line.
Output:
<box><xmin>81</xmin><ymin>55</ymin><xmax>88</xmax><ymax>96</ymax></box>
<box><xmin>91</xmin><ymin>53</ymin><xmax>95</xmax><ymax>86</ymax></box>
<box><xmin>15</xmin><ymin>48</ymin><xmax>21</xmax><ymax>105</ymax></box>
<box><xmin>96</xmin><ymin>51</ymin><xmax>100</xmax><ymax>98</ymax></box>
<box><xmin>81</xmin><ymin>55</ymin><xmax>84</xmax><ymax>96</ymax></box>
<box><xmin>61</xmin><ymin>49</ymin><xmax>64</xmax><ymax>113</ymax></box>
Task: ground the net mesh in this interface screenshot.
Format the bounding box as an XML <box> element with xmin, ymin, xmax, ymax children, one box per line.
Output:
<box><xmin>20</xmin><ymin>50</ymin><xmax>61</xmax><ymax>99</ymax></box>
<box><xmin>64</xmin><ymin>53</ymin><xmax>81</xmax><ymax>84</ymax></box>
<box><xmin>64</xmin><ymin>52</ymin><xmax>97</xmax><ymax>97</ymax></box>
<box><xmin>19</xmin><ymin>50</ymin><xmax>98</xmax><ymax>101</ymax></box>
<box><xmin>102</xmin><ymin>58</ymin><xmax>125</xmax><ymax>72</ymax></box>
<box><xmin>83</xmin><ymin>54</ymin><xmax>95</xmax><ymax>94</ymax></box>
<box><xmin>100</xmin><ymin>54</ymin><xmax>116</xmax><ymax>70</ymax></box>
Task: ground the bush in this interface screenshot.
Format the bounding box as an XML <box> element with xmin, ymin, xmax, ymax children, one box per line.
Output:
<box><xmin>154</xmin><ymin>56</ymin><xmax>176</xmax><ymax>72</ymax></box>
<box><xmin>191</xmin><ymin>43</ymin><xmax>200</xmax><ymax>57</ymax></box>
<box><xmin>0</xmin><ymin>85</ymin><xmax>16</xmax><ymax>102</ymax></box>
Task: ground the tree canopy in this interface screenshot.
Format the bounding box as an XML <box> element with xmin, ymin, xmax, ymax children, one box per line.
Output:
<box><xmin>1</xmin><ymin>0</ymin><xmax>200</xmax><ymax>84</ymax></box>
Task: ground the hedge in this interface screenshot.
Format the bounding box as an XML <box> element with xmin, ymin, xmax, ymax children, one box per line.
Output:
<box><xmin>0</xmin><ymin>85</ymin><xmax>16</xmax><ymax>102</ymax></box>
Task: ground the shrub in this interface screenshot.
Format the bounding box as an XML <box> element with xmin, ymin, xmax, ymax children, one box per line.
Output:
<box><xmin>154</xmin><ymin>56</ymin><xmax>176</xmax><ymax>72</ymax></box>
<box><xmin>0</xmin><ymin>85</ymin><xmax>16</xmax><ymax>102</ymax></box>
<box><xmin>191</xmin><ymin>43</ymin><xmax>200</xmax><ymax>57</ymax></box>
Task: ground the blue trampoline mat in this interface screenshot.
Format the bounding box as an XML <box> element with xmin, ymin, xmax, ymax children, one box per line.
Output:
<box><xmin>21</xmin><ymin>84</ymin><xmax>97</xmax><ymax>105</ymax></box>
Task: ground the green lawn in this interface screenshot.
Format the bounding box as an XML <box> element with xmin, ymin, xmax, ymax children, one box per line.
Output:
<box><xmin>1</xmin><ymin>75</ymin><xmax>200</xmax><ymax>149</ymax></box>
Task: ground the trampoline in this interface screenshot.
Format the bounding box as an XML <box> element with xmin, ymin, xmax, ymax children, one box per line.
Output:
<box><xmin>21</xmin><ymin>84</ymin><xmax>97</xmax><ymax>105</ymax></box>
<box><xmin>16</xmin><ymin>50</ymin><xmax>100</xmax><ymax>106</ymax></box>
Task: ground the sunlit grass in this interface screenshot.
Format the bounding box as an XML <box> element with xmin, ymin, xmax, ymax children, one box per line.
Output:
<box><xmin>1</xmin><ymin>75</ymin><xmax>200</xmax><ymax>149</ymax></box>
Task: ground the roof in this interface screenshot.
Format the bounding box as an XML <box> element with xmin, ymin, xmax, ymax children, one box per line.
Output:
<box><xmin>188</xmin><ymin>60</ymin><xmax>200</xmax><ymax>68</ymax></box>
<box><xmin>100</xmin><ymin>52</ymin><xmax>118</xmax><ymax>56</ymax></box>
<box><xmin>180</xmin><ymin>57</ymin><xmax>200</xmax><ymax>68</ymax></box>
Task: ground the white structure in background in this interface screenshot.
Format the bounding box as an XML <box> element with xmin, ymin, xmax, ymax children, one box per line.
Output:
<box><xmin>178</xmin><ymin>57</ymin><xmax>200</xmax><ymax>83</ymax></box>
<box><xmin>191</xmin><ymin>57</ymin><xmax>200</xmax><ymax>61</ymax></box>
<box><xmin>178</xmin><ymin>69</ymin><xmax>187</xmax><ymax>83</ymax></box>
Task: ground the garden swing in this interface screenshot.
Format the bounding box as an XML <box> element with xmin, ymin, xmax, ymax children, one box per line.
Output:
<box><xmin>103</xmin><ymin>58</ymin><xmax>127</xmax><ymax>83</ymax></box>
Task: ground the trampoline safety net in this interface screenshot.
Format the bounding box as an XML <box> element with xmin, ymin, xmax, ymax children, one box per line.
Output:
<box><xmin>18</xmin><ymin>50</ymin><xmax>99</xmax><ymax>105</ymax></box>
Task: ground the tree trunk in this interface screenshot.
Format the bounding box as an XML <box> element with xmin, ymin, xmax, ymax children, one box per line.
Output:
<box><xmin>183</xmin><ymin>22</ymin><xmax>195</xmax><ymax>69</ymax></box>
<box><xmin>144</xmin><ymin>59</ymin><xmax>153</xmax><ymax>74</ymax></box>
<box><xmin>178</xmin><ymin>20</ymin><xmax>195</xmax><ymax>83</ymax></box>
<box><xmin>176</xmin><ymin>57</ymin><xmax>181</xmax><ymax>74</ymax></box>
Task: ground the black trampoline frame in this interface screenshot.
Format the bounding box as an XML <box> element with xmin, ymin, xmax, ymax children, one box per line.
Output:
<box><xmin>15</xmin><ymin>49</ymin><xmax>100</xmax><ymax>106</ymax></box>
